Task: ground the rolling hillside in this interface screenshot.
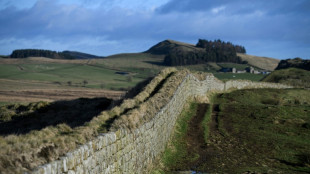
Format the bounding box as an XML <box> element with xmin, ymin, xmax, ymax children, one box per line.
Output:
<box><xmin>62</xmin><ymin>51</ymin><xmax>102</xmax><ymax>59</ymax></box>
<box><xmin>0</xmin><ymin>39</ymin><xmax>284</xmax><ymax>104</ymax></box>
<box><xmin>145</xmin><ymin>39</ymin><xmax>279</xmax><ymax>70</ymax></box>
<box><xmin>262</xmin><ymin>68</ymin><xmax>310</xmax><ymax>88</ymax></box>
<box><xmin>237</xmin><ymin>53</ymin><xmax>280</xmax><ymax>71</ymax></box>
<box><xmin>145</xmin><ymin>39</ymin><xmax>205</xmax><ymax>55</ymax></box>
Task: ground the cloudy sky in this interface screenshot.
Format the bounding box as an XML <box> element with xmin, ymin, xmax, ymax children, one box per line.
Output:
<box><xmin>0</xmin><ymin>0</ymin><xmax>309</xmax><ymax>59</ymax></box>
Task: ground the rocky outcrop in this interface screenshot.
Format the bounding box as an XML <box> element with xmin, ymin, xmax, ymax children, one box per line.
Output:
<box><xmin>276</xmin><ymin>57</ymin><xmax>310</xmax><ymax>71</ymax></box>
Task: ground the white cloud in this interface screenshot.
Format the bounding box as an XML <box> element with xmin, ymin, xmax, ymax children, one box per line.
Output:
<box><xmin>211</xmin><ymin>6</ymin><xmax>226</xmax><ymax>14</ymax></box>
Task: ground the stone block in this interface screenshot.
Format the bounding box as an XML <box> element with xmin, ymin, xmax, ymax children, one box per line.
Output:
<box><xmin>111</xmin><ymin>143</ymin><xmax>116</xmax><ymax>155</ymax></box>
<box><xmin>81</xmin><ymin>145</ymin><xmax>89</xmax><ymax>160</ymax></box>
<box><xmin>32</xmin><ymin>166</ymin><xmax>44</xmax><ymax>174</ymax></box>
<box><xmin>66</xmin><ymin>153</ymin><xmax>75</xmax><ymax>170</ymax></box>
<box><xmin>86</xmin><ymin>142</ymin><xmax>94</xmax><ymax>156</ymax></box>
<box><xmin>73</xmin><ymin>150</ymin><xmax>81</xmax><ymax>165</ymax></box>
<box><xmin>50</xmin><ymin>161</ymin><xmax>58</xmax><ymax>174</ymax></box>
<box><xmin>75</xmin><ymin>165</ymin><xmax>84</xmax><ymax>174</ymax></box>
<box><xmin>67</xmin><ymin>170</ymin><xmax>75</xmax><ymax>174</ymax></box>
<box><xmin>61</xmin><ymin>157</ymin><xmax>68</xmax><ymax>172</ymax></box>
<box><xmin>82</xmin><ymin>157</ymin><xmax>92</xmax><ymax>172</ymax></box>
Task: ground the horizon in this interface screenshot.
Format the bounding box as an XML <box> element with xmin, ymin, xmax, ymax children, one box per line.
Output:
<box><xmin>0</xmin><ymin>0</ymin><xmax>309</xmax><ymax>59</ymax></box>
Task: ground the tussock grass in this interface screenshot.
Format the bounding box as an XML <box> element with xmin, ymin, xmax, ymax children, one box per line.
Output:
<box><xmin>0</xmin><ymin>67</ymin><xmax>178</xmax><ymax>173</ymax></box>
<box><xmin>112</xmin><ymin>69</ymin><xmax>189</xmax><ymax>130</ymax></box>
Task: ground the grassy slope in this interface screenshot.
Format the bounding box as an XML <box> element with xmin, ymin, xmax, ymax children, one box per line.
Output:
<box><xmin>0</xmin><ymin>54</ymin><xmax>267</xmax><ymax>92</ymax></box>
<box><xmin>0</xmin><ymin>51</ymin><xmax>278</xmax><ymax>104</ymax></box>
<box><xmin>0</xmin><ymin>59</ymin><xmax>144</xmax><ymax>90</ymax></box>
<box><xmin>156</xmin><ymin>88</ymin><xmax>310</xmax><ymax>173</ymax></box>
<box><xmin>208</xmin><ymin>88</ymin><xmax>310</xmax><ymax>173</ymax></box>
<box><xmin>237</xmin><ymin>53</ymin><xmax>280</xmax><ymax>71</ymax></box>
<box><xmin>262</xmin><ymin>68</ymin><xmax>310</xmax><ymax>88</ymax></box>
<box><xmin>159</xmin><ymin>102</ymin><xmax>199</xmax><ymax>171</ymax></box>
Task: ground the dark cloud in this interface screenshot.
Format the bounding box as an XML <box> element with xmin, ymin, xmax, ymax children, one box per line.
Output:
<box><xmin>157</xmin><ymin>0</ymin><xmax>310</xmax><ymax>16</ymax></box>
<box><xmin>0</xmin><ymin>0</ymin><xmax>309</xmax><ymax>58</ymax></box>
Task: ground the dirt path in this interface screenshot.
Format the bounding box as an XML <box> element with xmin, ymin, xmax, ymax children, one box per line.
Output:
<box><xmin>185</xmin><ymin>103</ymin><xmax>209</xmax><ymax>171</ymax></box>
<box><xmin>184</xmin><ymin>103</ymin><xmax>238</xmax><ymax>173</ymax></box>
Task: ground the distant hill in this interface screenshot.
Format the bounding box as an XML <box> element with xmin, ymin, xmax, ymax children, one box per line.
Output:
<box><xmin>62</xmin><ymin>51</ymin><xmax>102</xmax><ymax>59</ymax></box>
<box><xmin>146</xmin><ymin>39</ymin><xmax>246</xmax><ymax>66</ymax></box>
<box><xmin>262</xmin><ymin>68</ymin><xmax>310</xmax><ymax>88</ymax></box>
<box><xmin>145</xmin><ymin>39</ymin><xmax>206</xmax><ymax>55</ymax></box>
<box><xmin>9</xmin><ymin>49</ymin><xmax>102</xmax><ymax>60</ymax></box>
<box><xmin>275</xmin><ymin>57</ymin><xmax>310</xmax><ymax>71</ymax></box>
<box><xmin>237</xmin><ymin>53</ymin><xmax>280</xmax><ymax>71</ymax></box>
<box><xmin>10</xmin><ymin>49</ymin><xmax>75</xmax><ymax>59</ymax></box>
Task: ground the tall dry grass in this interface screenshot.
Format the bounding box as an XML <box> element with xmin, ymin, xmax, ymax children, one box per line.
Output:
<box><xmin>0</xmin><ymin>67</ymin><xmax>178</xmax><ymax>173</ymax></box>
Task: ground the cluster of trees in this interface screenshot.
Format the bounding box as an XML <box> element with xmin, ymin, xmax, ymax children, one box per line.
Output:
<box><xmin>163</xmin><ymin>39</ymin><xmax>247</xmax><ymax>66</ymax></box>
<box><xmin>196</xmin><ymin>39</ymin><xmax>246</xmax><ymax>54</ymax></box>
<box><xmin>10</xmin><ymin>49</ymin><xmax>74</xmax><ymax>59</ymax></box>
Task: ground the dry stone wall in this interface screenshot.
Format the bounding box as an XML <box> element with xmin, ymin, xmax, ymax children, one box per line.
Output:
<box><xmin>32</xmin><ymin>73</ymin><xmax>290</xmax><ymax>174</ymax></box>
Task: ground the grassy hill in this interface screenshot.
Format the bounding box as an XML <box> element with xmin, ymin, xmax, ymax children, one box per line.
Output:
<box><xmin>0</xmin><ymin>58</ymin><xmax>143</xmax><ymax>90</ymax></box>
<box><xmin>262</xmin><ymin>68</ymin><xmax>310</xmax><ymax>88</ymax></box>
<box><xmin>145</xmin><ymin>39</ymin><xmax>205</xmax><ymax>55</ymax></box>
<box><xmin>145</xmin><ymin>39</ymin><xmax>279</xmax><ymax>71</ymax></box>
<box><xmin>237</xmin><ymin>53</ymin><xmax>280</xmax><ymax>71</ymax></box>
<box><xmin>62</xmin><ymin>51</ymin><xmax>102</xmax><ymax>59</ymax></box>
<box><xmin>0</xmin><ymin>51</ymin><xmax>268</xmax><ymax>104</ymax></box>
<box><xmin>0</xmin><ymin>39</ymin><xmax>283</xmax><ymax>103</ymax></box>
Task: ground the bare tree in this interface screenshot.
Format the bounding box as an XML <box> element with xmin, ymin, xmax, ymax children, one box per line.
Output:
<box><xmin>83</xmin><ymin>80</ymin><xmax>88</xmax><ymax>87</ymax></box>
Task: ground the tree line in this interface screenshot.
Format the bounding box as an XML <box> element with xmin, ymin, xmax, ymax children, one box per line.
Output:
<box><xmin>10</xmin><ymin>49</ymin><xmax>74</xmax><ymax>59</ymax></box>
<box><xmin>163</xmin><ymin>39</ymin><xmax>247</xmax><ymax>66</ymax></box>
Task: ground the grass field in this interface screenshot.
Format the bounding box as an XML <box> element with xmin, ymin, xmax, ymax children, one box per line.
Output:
<box><xmin>0</xmin><ymin>54</ymin><xmax>275</xmax><ymax>103</ymax></box>
<box><xmin>157</xmin><ymin>88</ymin><xmax>310</xmax><ymax>173</ymax></box>
<box><xmin>217</xmin><ymin>62</ymin><xmax>250</xmax><ymax>70</ymax></box>
<box><xmin>206</xmin><ymin>88</ymin><xmax>310</xmax><ymax>173</ymax></box>
<box><xmin>213</xmin><ymin>72</ymin><xmax>266</xmax><ymax>81</ymax></box>
<box><xmin>0</xmin><ymin>63</ymin><xmax>143</xmax><ymax>90</ymax></box>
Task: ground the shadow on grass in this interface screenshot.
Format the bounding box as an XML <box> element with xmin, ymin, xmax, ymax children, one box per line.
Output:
<box><xmin>143</xmin><ymin>61</ymin><xmax>166</xmax><ymax>66</ymax></box>
<box><xmin>0</xmin><ymin>97</ymin><xmax>112</xmax><ymax>135</ymax></box>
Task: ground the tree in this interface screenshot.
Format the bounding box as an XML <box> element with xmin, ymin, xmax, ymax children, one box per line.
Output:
<box><xmin>10</xmin><ymin>49</ymin><xmax>74</xmax><ymax>59</ymax></box>
<box><xmin>126</xmin><ymin>75</ymin><xmax>133</xmax><ymax>82</ymax></box>
<box><xmin>163</xmin><ymin>39</ymin><xmax>245</xmax><ymax>66</ymax></box>
<box><xmin>67</xmin><ymin>81</ymin><xmax>72</xmax><ymax>86</ymax></box>
<box><xmin>83</xmin><ymin>80</ymin><xmax>88</xmax><ymax>87</ymax></box>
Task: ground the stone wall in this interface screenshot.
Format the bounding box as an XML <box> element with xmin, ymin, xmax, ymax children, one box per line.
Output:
<box><xmin>32</xmin><ymin>73</ymin><xmax>290</xmax><ymax>174</ymax></box>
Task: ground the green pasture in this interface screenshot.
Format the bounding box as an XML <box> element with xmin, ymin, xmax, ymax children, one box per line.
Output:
<box><xmin>211</xmin><ymin>88</ymin><xmax>310</xmax><ymax>173</ymax></box>
<box><xmin>213</xmin><ymin>72</ymin><xmax>266</xmax><ymax>81</ymax></box>
<box><xmin>0</xmin><ymin>63</ymin><xmax>144</xmax><ymax>90</ymax></box>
